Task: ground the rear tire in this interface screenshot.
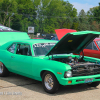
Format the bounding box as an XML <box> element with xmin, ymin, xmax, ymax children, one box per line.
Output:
<box><xmin>42</xmin><ymin>71</ymin><xmax>59</xmax><ymax>94</ymax></box>
<box><xmin>87</xmin><ymin>82</ymin><xmax>100</xmax><ymax>87</ymax></box>
<box><xmin>0</xmin><ymin>62</ymin><xmax>9</xmax><ymax>77</ymax></box>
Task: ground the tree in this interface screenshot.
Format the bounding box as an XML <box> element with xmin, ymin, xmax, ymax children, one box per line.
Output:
<box><xmin>0</xmin><ymin>0</ymin><xmax>78</xmax><ymax>33</ymax></box>
<box><xmin>34</xmin><ymin>0</ymin><xmax>77</xmax><ymax>33</ymax></box>
<box><xmin>87</xmin><ymin>3</ymin><xmax>100</xmax><ymax>31</ymax></box>
<box><xmin>11</xmin><ymin>0</ymin><xmax>36</xmax><ymax>32</ymax></box>
<box><xmin>78</xmin><ymin>9</ymin><xmax>87</xmax><ymax>23</ymax></box>
<box><xmin>0</xmin><ymin>0</ymin><xmax>17</xmax><ymax>27</ymax></box>
<box><xmin>78</xmin><ymin>9</ymin><xmax>90</xmax><ymax>31</ymax></box>
<box><xmin>72</xmin><ymin>18</ymin><xmax>79</xmax><ymax>31</ymax></box>
<box><xmin>63</xmin><ymin>1</ymin><xmax>77</xmax><ymax>29</ymax></box>
<box><xmin>94</xmin><ymin>3</ymin><xmax>100</xmax><ymax>24</ymax></box>
<box><xmin>65</xmin><ymin>1</ymin><xmax>77</xmax><ymax>17</ymax></box>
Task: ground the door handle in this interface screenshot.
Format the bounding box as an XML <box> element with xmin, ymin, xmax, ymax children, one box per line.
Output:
<box><xmin>11</xmin><ymin>56</ymin><xmax>15</xmax><ymax>58</ymax></box>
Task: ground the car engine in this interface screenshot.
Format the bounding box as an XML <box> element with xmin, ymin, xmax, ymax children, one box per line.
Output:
<box><xmin>52</xmin><ymin>56</ymin><xmax>100</xmax><ymax>77</ymax></box>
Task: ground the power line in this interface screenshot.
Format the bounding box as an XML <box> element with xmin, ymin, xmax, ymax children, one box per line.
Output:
<box><xmin>0</xmin><ymin>10</ymin><xmax>100</xmax><ymax>18</ymax></box>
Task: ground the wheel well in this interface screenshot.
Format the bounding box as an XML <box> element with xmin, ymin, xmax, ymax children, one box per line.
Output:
<box><xmin>0</xmin><ymin>61</ymin><xmax>7</xmax><ymax>68</ymax></box>
<box><xmin>40</xmin><ymin>70</ymin><xmax>55</xmax><ymax>78</ymax></box>
<box><xmin>40</xmin><ymin>70</ymin><xmax>60</xmax><ymax>85</ymax></box>
<box><xmin>40</xmin><ymin>70</ymin><xmax>46</xmax><ymax>78</ymax></box>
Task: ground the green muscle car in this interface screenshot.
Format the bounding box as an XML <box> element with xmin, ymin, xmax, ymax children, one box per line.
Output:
<box><xmin>1</xmin><ymin>30</ymin><xmax>100</xmax><ymax>94</ymax></box>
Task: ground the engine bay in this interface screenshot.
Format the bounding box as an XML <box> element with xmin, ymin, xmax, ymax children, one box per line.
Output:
<box><xmin>51</xmin><ymin>55</ymin><xmax>100</xmax><ymax>76</ymax></box>
<box><xmin>52</xmin><ymin>56</ymin><xmax>95</xmax><ymax>67</ymax></box>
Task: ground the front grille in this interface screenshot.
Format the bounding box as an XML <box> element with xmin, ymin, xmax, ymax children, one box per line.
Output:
<box><xmin>72</xmin><ymin>64</ymin><xmax>100</xmax><ymax>77</ymax></box>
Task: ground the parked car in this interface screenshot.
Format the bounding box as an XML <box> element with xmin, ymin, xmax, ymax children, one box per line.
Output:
<box><xmin>44</xmin><ymin>34</ymin><xmax>58</xmax><ymax>40</ymax></box>
<box><xmin>79</xmin><ymin>38</ymin><xmax>100</xmax><ymax>59</ymax></box>
<box><xmin>0</xmin><ymin>24</ymin><xmax>30</xmax><ymax>46</ymax></box>
<box><xmin>55</xmin><ymin>29</ymin><xmax>100</xmax><ymax>59</ymax></box>
<box><xmin>0</xmin><ymin>32</ymin><xmax>30</xmax><ymax>46</ymax></box>
<box><xmin>51</xmin><ymin>35</ymin><xmax>59</xmax><ymax>41</ymax></box>
<box><xmin>33</xmin><ymin>38</ymin><xmax>44</xmax><ymax>39</ymax></box>
<box><xmin>55</xmin><ymin>29</ymin><xmax>77</xmax><ymax>40</ymax></box>
<box><xmin>1</xmin><ymin>31</ymin><xmax>100</xmax><ymax>94</ymax></box>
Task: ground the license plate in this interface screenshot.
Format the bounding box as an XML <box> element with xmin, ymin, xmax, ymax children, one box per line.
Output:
<box><xmin>84</xmin><ymin>78</ymin><xmax>93</xmax><ymax>83</ymax></box>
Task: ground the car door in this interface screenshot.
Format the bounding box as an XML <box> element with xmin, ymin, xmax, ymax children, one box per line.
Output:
<box><xmin>6</xmin><ymin>43</ymin><xmax>17</xmax><ymax>69</ymax></box>
<box><xmin>9</xmin><ymin>43</ymin><xmax>33</xmax><ymax>76</ymax></box>
<box><xmin>83</xmin><ymin>41</ymin><xmax>100</xmax><ymax>58</ymax></box>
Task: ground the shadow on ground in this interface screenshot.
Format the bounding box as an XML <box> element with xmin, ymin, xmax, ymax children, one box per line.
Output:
<box><xmin>0</xmin><ymin>73</ymin><xmax>99</xmax><ymax>95</ymax></box>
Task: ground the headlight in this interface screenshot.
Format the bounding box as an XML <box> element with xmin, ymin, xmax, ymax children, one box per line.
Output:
<box><xmin>64</xmin><ymin>71</ymin><xmax>72</xmax><ymax>78</ymax></box>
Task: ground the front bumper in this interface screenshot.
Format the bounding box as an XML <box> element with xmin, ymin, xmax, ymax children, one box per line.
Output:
<box><xmin>59</xmin><ymin>74</ymin><xmax>100</xmax><ymax>85</ymax></box>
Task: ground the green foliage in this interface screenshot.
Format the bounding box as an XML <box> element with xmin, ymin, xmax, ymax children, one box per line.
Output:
<box><xmin>34</xmin><ymin>0</ymin><xmax>77</xmax><ymax>33</ymax></box>
<box><xmin>86</xmin><ymin>3</ymin><xmax>100</xmax><ymax>31</ymax></box>
<box><xmin>72</xmin><ymin>18</ymin><xmax>79</xmax><ymax>31</ymax></box>
<box><xmin>0</xmin><ymin>0</ymin><xmax>17</xmax><ymax>26</ymax></box>
<box><xmin>65</xmin><ymin>1</ymin><xmax>77</xmax><ymax>17</ymax></box>
<box><xmin>0</xmin><ymin>0</ymin><xmax>100</xmax><ymax>33</ymax></box>
<box><xmin>11</xmin><ymin>0</ymin><xmax>36</xmax><ymax>32</ymax></box>
<box><xmin>77</xmin><ymin>9</ymin><xmax>90</xmax><ymax>31</ymax></box>
<box><xmin>94</xmin><ymin>4</ymin><xmax>100</xmax><ymax>23</ymax></box>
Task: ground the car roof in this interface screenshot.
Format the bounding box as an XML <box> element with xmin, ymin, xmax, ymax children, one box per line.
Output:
<box><xmin>10</xmin><ymin>39</ymin><xmax>57</xmax><ymax>44</ymax></box>
<box><xmin>0</xmin><ymin>39</ymin><xmax>57</xmax><ymax>50</ymax></box>
<box><xmin>0</xmin><ymin>32</ymin><xmax>30</xmax><ymax>46</ymax></box>
<box><xmin>94</xmin><ymin>38</ymin><xmax>100</xmax><ymax>41</ymax></box>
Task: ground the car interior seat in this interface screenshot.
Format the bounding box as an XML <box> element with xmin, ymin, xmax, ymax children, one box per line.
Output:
<box><xmin>22</xmin><ymin>48</ymin><xmax>28</xmax><ymax>55</ymax></box>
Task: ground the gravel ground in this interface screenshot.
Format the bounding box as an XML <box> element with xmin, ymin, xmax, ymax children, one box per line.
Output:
<box><xmin>0</xmin><ymin>73</ymin><xmax>100</xmax><ymax>100</ymax></box>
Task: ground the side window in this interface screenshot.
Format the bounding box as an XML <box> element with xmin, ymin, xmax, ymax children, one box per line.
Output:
<box><xmin>8</xmin><ymin>44</ymin><xmax>16</xmax><ymax>53</ymax></box>
<box><xmin>85</xmin><ymin>41</ymin><xmax>98</xmax><ymax>50</ymax></box>
<box><xmin>16</xmin><ymin>43</ymin><xmax>32</xmax><ymax>56</ymax></box>
<box><xmin>85</xmin><ymin>42</ymin><xmax>92</xmax><ymax>49</ymax></box>
<box><xmin>92</xmin><ymin>42</ymin><xmax>98</xmax><ymax>50</ymax></box>
<box><xmin>96</xmin><ymin>41</ymin><xmax>100</xmax><ymax>48</ymax></box>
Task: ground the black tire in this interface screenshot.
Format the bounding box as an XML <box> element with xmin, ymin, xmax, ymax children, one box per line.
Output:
<box><xmin>42</xmin><ymin>71</ymin><xmax>59</xmax><ymax>94</ymax></box>
<box><xmin>0</xmin><ymin>62</ymin><xmax>9</xmax><ymax>77</ymax></box>
<box><xmin>87</xmin><ymin>82</ymin><xmax>100</xmax><ymax>87</ymax></box>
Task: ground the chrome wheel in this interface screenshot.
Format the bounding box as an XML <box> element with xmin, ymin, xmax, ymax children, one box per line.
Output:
<box><xmin>42</xmin><ymin>71</ymin><xmax>59</xmax><ymax>93</ymax></box>
<box><xmin>44</xmin><ymin>74</ymin><xmax>54</xmax><ymax>90</ymax></box>
<box><xmin>0</xmin><ymin>62</ymin><xmax>3</xmax><ymax>74</ymax></box>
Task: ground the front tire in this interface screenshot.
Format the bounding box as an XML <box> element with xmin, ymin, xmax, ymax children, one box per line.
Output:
<box><xmin>0</xmin><ymin>62</ymin><xmax>9</xmax><ymax>77</ymax></box>
<box><xmin>42</xmin><ymin>71</ymin><xmax>59</xmax><ymax>94</ymax></box>
<box><xmin>87</xmin><ymin>82</ymin><xmax>100</xmax><ymax>87</ymax></box>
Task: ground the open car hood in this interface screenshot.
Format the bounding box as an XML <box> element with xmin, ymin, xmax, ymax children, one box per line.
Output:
<box><xmin>46</xmin><ymin>30</ymin><xmax>100</xmax><ymax>56</ymax></box>
<box><xmin>55</xmin><ymin>29</ymin><xmax>77</xmax><ymax>40</ymax></box>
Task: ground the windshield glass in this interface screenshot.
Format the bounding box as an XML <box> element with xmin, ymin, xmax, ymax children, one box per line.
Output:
<box><xmin>33</xmin><ymin>43</ymin><xmax>56</xmax><ymax>56</ymax></box>
<box><xmin>96</xmin><ymin>41</ymin><xmax>100</xmax><ymax>48</ymax></box>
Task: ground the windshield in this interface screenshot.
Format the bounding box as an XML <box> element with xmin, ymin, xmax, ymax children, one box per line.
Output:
<box><xmin>96</xmin><ymin>41</ymin><xmax>100</xmax><ymax>48</ymax></box>
<box><xmin>33</xmin><ymin>43</ymin><xmax>56</xmax><ymax>56</ymax></box>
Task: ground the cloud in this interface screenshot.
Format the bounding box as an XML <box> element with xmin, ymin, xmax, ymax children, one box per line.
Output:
<box><xmin>72</xmin><ymin>2</ymin><xmax>94</xmax><ymax>14</ymax></box>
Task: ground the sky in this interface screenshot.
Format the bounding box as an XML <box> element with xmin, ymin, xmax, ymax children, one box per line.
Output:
<box><xmin>66</xmin><ymin>0</ymin><xmax>100</xmax><ymax>13</ymax></box>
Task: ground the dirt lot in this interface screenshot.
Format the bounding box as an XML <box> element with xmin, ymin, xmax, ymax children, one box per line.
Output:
<box><xmin>0</xmin><ymin>73</ymin><xmax>100</xmax><ymax>100</ymax></box>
